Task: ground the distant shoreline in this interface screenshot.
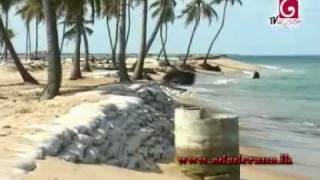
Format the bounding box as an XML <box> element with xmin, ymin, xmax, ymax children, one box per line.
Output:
<box><xmin>1</xmin><ymin>53</ymin><xmax>319</xmax><ymax>60</ymax></box>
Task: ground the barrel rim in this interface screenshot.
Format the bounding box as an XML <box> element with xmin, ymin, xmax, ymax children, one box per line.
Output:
<box><xmin>176</xmin><ymin>105</ymin><xmax>203</xmax><ymax>111</ymax></box>
<box><xmin>202</xmin><ymin>113</ymin><xmax>239</xmax><ymax>121</ymax></box>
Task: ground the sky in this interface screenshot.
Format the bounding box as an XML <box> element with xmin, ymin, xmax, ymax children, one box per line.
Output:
<box><xmin>8</xmin><ymin>0</ymin><xmax>320</xmax><ymax>55</ymax></box>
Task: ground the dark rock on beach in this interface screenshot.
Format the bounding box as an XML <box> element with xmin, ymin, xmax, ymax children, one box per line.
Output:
<box><xmin>253</xmin><ymin>71</ymin><xmax>260</xmax><ymax>79</ymax></box>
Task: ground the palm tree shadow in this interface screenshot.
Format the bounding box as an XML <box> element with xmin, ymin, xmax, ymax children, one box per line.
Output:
<box><xmin>0</xmin><ymin>82</ymin><xmax>34</xmax><ymax>87</ymax></box>
<box><xmin>59</xmin><ymin>83</ymin><xmax>111</xmax><ymax>96</ymax></box>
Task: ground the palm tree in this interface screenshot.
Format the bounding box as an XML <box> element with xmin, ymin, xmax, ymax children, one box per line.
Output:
<box><xmin>82</xmin><ymin>23</ymin><xmax>93</xmax><ymax>72</ymax></box>
<box><xmin>159</xmin><ymin>22</ymin><xmax>170</xmax><ymax>65</ymax></box>
<box><xmin>0</xmin><ymin>16</ymin><xmax>38</xmax><ymax>84</ymax></box>
<box><xmin>133</xmin><ymin>0</ymin><xmax>176</xmax><ymax>80</ymax></box>
<box><xmin>132</xmin><ymin>0</ymin><xmax>148</xmax><ymax>80</ymax></box>
<box><xmin>125</xmin><ymin>0</ymin><xmax>132</xmax><ymax>49</ymax></box>
<box><xmin>59</xmin><ymin>0</ymin><xmax>98</xmax><ymax>80</ymax></box>
<box><xmin>118</xmin><ymin>0</ymin><xmax>130</xmax><ymax>82</ymax></box>
<box><xmin>0</xmin><ymin>28</ymin><xmax>14</xmax><ymax>60</ymax></box>
<box><xmin>61</xmin><ymin>0</ymin><xmax>84</xmax><ymax>80</ymax></box>
<box><xmin>102</xmin><ymin>0</ymin><xmax>120</xmax><ymax>67</ymax></box>
<box><xmin>60</xmin><ymin>20</ymin><xmax>67</xmax><ymax>53</ymax></box>
<box><xmin>63</xmin><ymin>21</ymin><xmax>94</xmax><ymax>72</ymax></box>
<box><xmin>41</xmin><ymin>0</ymin><xmax>62</xmax><ymax>99</ymax></box>
<box><xmin>16</xmin><ymin>0</ymin><xmax>44</xmax><ymax>59</ymax></box>
<box><xmin>180</xmin><ymin>0</ymin><xmax>217</xmax><ymax>64</ymax></box>
<box><xmin>203</xmin><ymin>0</ymin><xmax>242</xmax><ymax>64</ymax></box>
<box><xmin>25</xmin><ymin>20</ymin><xmax>32</xmax><ymax>60</ymax></box>
<box><xmin>0</xmin><ymin>0</ymin><xmax>17</xmax><ymax>62</ymax></box>
<box><xmin>157</xmin><ymin>23</ymin><xmax>167</xmax><ymax>61</ymax></box>
<box><xmin>35</xmin><ymin>16</ymin><xmax>40</xmax><ymax>59</ymax></box>
<box><xmin>16</xmin><ymin>6</ymin><xmax>32</xmax><ymax>61</ymax></box>
<box><xmin>152</xmin><ymin>0</ymin><xmax>176</xmax><ymax>66</ymax></box>
<box><xmin>69</xmin><ymin>17</ymin><xmax>83</xmax><ymax>80</ymax></box>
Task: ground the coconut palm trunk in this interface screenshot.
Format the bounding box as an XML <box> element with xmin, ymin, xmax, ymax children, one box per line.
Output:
<box><xmin>0</xmin><ymin>43</ymin><xmax>3</xmax><ymax>60</ymax></box>
<box><xmin>28</xmin><ymin>22</ymin><xmax>32</xmax><ymax>60</ymax></box>
<box><xmin>133</xmin><ymin>0</ymin><xmax>148</xmax><ymax>80</ymax></box>
<box><xmin>82</xmin><ymin>25</ymin><xmax>91</xmax><ymax>72</ymax></box>
<box><xmin>106</xmin><ymin>17</ymin><xmax>112</xmax><ymax>64</ymax></box>
<box><xmin>146</xmin><ymin>14</ymin><xmax>162</xmax><ymax>54</ymax></box>
<box><xmin>183</xmin><ymin>8</ymin><xmax>200</xmax><ymax>64</ymax></box>
<box><xmin>204</xmin><ymin>0</ymin><xmax>228</xmax><ymax>64</ymax></box>
<box><xmin>134</xmin><ymin>9</ymin><xmax>164</xmax><ymax>80</ymax></box>
<box><xmin>25</xmin><ymin>22</ymin><xmax>29</xmax><ymax>61</ymax></box>
<box><xmin>60</xmin><ymin>21</ymin><xmax>66</xmax><ymax>53</ymax></box>
<box><xmin>118</xmin><ymin>0</ymin><xmax>130</xmax><ymax>82</ymax></box>
<box><xmin>4</xmin><ymin>11</ymin><xmax>8</xmax><ymax>62</ymax></box>
<box><xmin>113</xmin><ymin>15</ymin><xmax>120</xmax><ymax>67</ymax></box>
<box><xmin>70</xmin><ymin>18</ymin><xmax>82</xmax><ymax>80</ymax></box>
<box><xmin>0</xmin><ymin>16</ymin><xmax>38</xmax><ymax>84</ymax></box>
<box><xmin>160</xmin><ymin>23</ymin><xmax>170</xmax><ymax>66</ymax></box>
<box><xmin>41</xmin><ymin>0</ymin><xmax>62</xmax><ymax>99</ymax></box>
<box><xmin>157</xmin><ymin>23</ymin><xmax>168</xmax><ymax>61</ymax></box>
<box><xmin>125</xmin><ymin>0</ymin><xmax>131</xmax><ymax>49</ymax></box>
<box><xmin>106</xmin><ymin>16</ymin><xmax>119</xmax><ymax>67</ymax></box>
<box><xmin>35</xmin><ymin>17</ymin><xmax>39</xmax><ymax>59</ymax></box>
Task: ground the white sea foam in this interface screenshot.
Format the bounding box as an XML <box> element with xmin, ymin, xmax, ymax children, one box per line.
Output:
<box><xmin>280</xmin><ymin>68</ymin><xmax>304</xmax><ymax>74</ymax></box>
<box><xmin>302</xmin><ymin>121</ymin><xmax>316</xmax><ymax>128</ymax></box>
<box><xmin>260</xmin><ymin>64</ymin><xmax>304</xmax><ymax>74</ymax></box>
<box><xmin>243</xmin><ymin>71</ymin><xmax>253</xmax><ymax>75</ymax></box>
<box><xmin>260</xmin><ymin>64</ymin><xmax>280</xmax><ymax>70</ymax></box>
<box><xmin>213</xmin><ymin>79</ymin><xmax>237</xmax><ymax>85</ymax></box>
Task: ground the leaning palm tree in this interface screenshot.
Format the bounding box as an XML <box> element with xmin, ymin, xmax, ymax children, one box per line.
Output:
<box><xmin>152</xmin><ymin>0</ymin><xmax>176</xmax><ymax>66</ymax></box>
<box><xmin>157</xmin><ymin>23</ymin><xmax>167</xmax><ymax>61</ymax></box>
<box><xmin>0</xmin><ymin>28</ymin><xmax>14</xmax><ymax>60</ymax></box>
<box><xmin>203</xmin><ymin>0</ymin><xmax>242</xmax><ymax>64</ymax></box>
<box><xmin>133</xmin><ymin>0</ymin><xmax>176</xmax><ymax>80</ymax></box>
<box><xmin>41</xmin><ymin>0</ymin><xmax>62</xmax><ymax>100</ymax></box>
<box><xmin>144</xmin><ymin>0</ymin><xmax>175</xmax><ymax>54</ymax></box>
<box><xmin>180</xmin><ymin>0</ymin><xmax>217</xmax><ymax>64</ymax></box>
<box><xmin>0</xmin><ymin>16</ymin><xmax>38</xmax><ymax>84</ymax></box>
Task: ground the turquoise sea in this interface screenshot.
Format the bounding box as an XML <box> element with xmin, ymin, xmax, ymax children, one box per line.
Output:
<box><xmin>189</xmin><ymin>56</ymin><xmax>320</xmax><ymax>179</ymax></box>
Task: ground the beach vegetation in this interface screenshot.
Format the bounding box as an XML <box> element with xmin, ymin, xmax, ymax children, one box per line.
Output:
<box><xmin>203</xmin><ymin>0</ymin><xmax>242</xmax><ymax>64</ymax></box>
<box><xmin>0</xmin><ymin>0</ymin><xmax>242</xmax><ymax>98</ymax></box>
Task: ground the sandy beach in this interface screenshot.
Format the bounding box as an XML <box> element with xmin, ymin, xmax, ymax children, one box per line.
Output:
<box><xmin>24</xmin><ymin>147</ymin><xmax>301</xmax><ymax>180</ymax></box>
<box><xmin>25</xmin><ymin>157</ymin><xmax>299</xmax><ymax>180</ymax></box>
<box><xmin>0</xmin><ymin>58</ymin><xmax>302</xmax><ymax>180</ymax></box>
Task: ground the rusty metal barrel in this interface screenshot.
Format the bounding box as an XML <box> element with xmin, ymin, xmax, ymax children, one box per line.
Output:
<box><xmin>175</xmin><ymin>106</ymin><xmax>239</xmax><ymax>180</ymax></box>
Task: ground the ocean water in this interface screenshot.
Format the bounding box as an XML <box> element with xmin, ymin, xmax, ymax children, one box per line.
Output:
<box><xmin>189</xmin><ymin>56</ymin><xmax>320</xmax><ymax>178</ymax></box>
